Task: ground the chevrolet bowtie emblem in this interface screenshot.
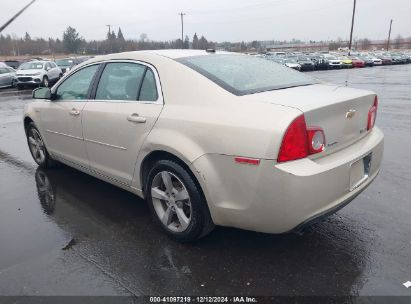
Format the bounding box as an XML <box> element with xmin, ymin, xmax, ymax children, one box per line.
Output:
<box><xmin>346</xmin><ymin>109</ymin><xmax>356</xmax><ymax>119</ymax></box>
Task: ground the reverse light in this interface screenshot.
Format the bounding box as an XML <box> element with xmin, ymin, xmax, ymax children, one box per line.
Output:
<box><xmin>277</xmin><ymin>115</ymin><xmax>325</xmax><ymax>163</ymax></box>
<box><xmin>367</xmin><ymin>96</ymin><xmax>378</xmax><ymax>130</ymax></box>
<box><xmin>307</xmin><ymin>128</ymin><xmax>325</xmax><ymax>154</ymax></box>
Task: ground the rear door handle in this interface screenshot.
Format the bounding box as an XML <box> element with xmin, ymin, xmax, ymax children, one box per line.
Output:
<box><xmin>127</xmin><ymin>113</ymin><xmax>146</xmax><ymax>123</ymax></box>
<box><xmin>69</xmin><ymin>108</ymin><xmax>80</xmax><ymax>116</ymax></box>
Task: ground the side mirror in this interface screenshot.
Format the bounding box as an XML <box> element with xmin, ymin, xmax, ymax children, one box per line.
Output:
<box><xmin>46</xmin><ymin>67</ymin><xmax>51</xmax><ymax>71</ymax></box>
<box><xmin>32</xmin><ymin>87</ymin><xmax>51</xmax><ymax>100</ymax></box>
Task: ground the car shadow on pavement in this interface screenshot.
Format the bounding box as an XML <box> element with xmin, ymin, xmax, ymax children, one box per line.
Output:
<box><xmin>30</xmin><ymin>164</ymin><xmax>372</xmax><ymax>296</ymax></box>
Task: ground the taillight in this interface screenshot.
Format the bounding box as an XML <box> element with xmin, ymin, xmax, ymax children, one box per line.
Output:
<box><xmin>367</xmin><ymin>96</ymin><xmax>378</xmax><ymax>130</ymax></box>
<box><xmin>277</xmin><ymin>114</ymin><xmax>325</xmax><ymax>163</ymax></box>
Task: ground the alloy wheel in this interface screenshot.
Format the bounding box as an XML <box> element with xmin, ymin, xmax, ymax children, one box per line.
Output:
<box><xmin>28</xmin><ymin>128</ymin><xmax>46</xmax><ymax>164</ymax></box>
<box><xmin>151</xmin><ymin>171</ymin><xmax>192</xmax><ymax>233</ymax></box>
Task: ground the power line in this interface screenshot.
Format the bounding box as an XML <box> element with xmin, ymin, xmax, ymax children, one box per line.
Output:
<box><xmin>0</xmin><ymin>0</ymin><xmax>37</xmax><ymax>33</ymax></box>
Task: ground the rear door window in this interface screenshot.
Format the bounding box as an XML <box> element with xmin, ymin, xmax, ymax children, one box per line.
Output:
<box><xmin>138</xmin><ymin>69</ymin><xmax>158</xmax><ymax>101</ymax></box>
<box><xmin>95</xmin><ymin>62</ymin><xmax>146</xmax><ymax>101</ymax></box>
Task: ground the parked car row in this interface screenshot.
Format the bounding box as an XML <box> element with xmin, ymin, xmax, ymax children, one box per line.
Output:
<box><xmin>0</xmin><ymin>56</ymin><xmax>91</xmax><ymax>89</ymax></box>
<box><xmin>261</xmin><ymin>50</ymin><xmax>411</xmax><ymax>71</ymax></box>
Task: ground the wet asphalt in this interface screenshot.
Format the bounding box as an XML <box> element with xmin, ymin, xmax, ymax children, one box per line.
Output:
<box><xmin>0</xmin><ymin>65</ymin><xmax>410</xmax><ymax>297</ymax></box>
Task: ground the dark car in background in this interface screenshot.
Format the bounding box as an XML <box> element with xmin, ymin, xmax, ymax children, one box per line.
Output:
<box><xmin>390</xmin><ymin>53</ymin><xmax>407</xmax><ymax>64</ymax></box>
<box><xmin>4</xmin><ymin>60</ymin><xmax>22</xmax><ymax>69</ymax></box>
<box><xmin>292</xmin><ymin>56</ymin><xmax>315</xmax><ymax>71</ymax></box>
<box><xmin>376</xmin><ymin>54</ymin><xmax>393</xmax><ymax>65</ymax></box>
<box><xmin>308</xmin><ymin>54</ymin><xmax>329</xmax><ymax>70</ymax></box>
<box><xmin>358</xmin><ymin>55</ymin><xmax>374</xmax><ymax>67</ymax></box>
<box><xmin>55</xmin><ymin>57</ymin><xmax>82</xmax><ymax>74</ymax></box>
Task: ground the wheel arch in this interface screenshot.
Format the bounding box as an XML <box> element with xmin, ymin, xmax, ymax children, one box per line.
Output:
<box><xmin>140</xmin><ymin>150</ymin><xmax>203</xmax><ymax>198</ymax></box>
<box><xmin>23</xmin><ymin>116</ymin><xmax>34</xmax><ymax>133</ymax></box>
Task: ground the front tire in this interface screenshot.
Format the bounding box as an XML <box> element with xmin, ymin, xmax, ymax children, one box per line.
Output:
<box><xmin>26</xmin><ymin>122</ymin><xmax>56</xmax><ymax>168</ymax></box>
<box><xmin>42</xmin><ymin>76</ymin><xmax>49</xmax><ymax>88</ymax></box>
<box><xmin>146</xmin><ymin>159</ymin><xmax>214</xmax><ymax>242</ymax></box>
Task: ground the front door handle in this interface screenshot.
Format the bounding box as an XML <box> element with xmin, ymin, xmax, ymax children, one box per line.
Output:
<box><xmin>69</xmin><ymin>108</ymin><xmax>80</xmax><ymax>116</ymax></box>
<box><xmin>127</xmin><ymin>113</ymin><xmax>146</xmax><ymax>123</ymax></box>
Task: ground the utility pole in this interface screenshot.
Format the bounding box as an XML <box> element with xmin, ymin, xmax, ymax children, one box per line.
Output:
<box><xmin>0</xmin><ymin>0</ymin><xmax>36</xmax><ymax>33</ymax></box>
<box><xmin>386</xmin><ymin>19</ymin><xmax>393</xmax><ymax>51</ymax></box>
<box><xmin>106</xmin><ymin>24</ymin><xmax>112</xmax><ymax>37</ymax></box>
<box><xmin>348</xmin><ymin>0</ymin><xmax>356</xmax><ymax>55</ymax></box>
<box><xmin>106</xmin><ymin>24</ymin><xmax>113</xmax><ymax>53</ymax></box>
<box><xmin>179</xmin><ymin>12</ymin><xmax>186</xmax><ymax>49</ymax></box>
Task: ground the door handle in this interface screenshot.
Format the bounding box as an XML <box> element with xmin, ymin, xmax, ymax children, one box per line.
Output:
<box><xmin>127</xmin><ymin>113</ymin><xmax>146</xmax><ymax>123</ymax></box>
<box><xmin>69</xmin><ymin>108</ymin><xmax>80</xmax><ymax>116</ymax></box>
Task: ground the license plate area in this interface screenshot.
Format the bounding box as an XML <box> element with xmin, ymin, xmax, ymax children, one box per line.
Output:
<box><xmin>349</xmin><ymin>153</ymin><xmax>372</xmax><ymax>191</ymax></box>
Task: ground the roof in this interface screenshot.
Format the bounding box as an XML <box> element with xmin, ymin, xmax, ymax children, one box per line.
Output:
<box><xmin>97</xmin><ymin>49</ymin><xmax>235</xmax><ymax>61</ymax></box>
<box><xmin>148</xmin><ymin>49</ymin><xmax>234</xmax><ymax>59</ymax></box>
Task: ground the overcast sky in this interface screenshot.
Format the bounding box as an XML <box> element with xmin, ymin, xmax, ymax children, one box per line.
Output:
<box><xmin>2</xmin><ymin>0</ymin><xmax>411</xmax><ymax>42</ymax></box>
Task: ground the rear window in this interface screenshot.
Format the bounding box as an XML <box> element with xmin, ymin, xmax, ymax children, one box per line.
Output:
<box><xmin>177</xmin><ymin>54</ymin><xmax>316</xmax><ymax>96</ymax></box>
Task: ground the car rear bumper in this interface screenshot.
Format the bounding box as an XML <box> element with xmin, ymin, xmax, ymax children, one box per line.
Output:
<box><xmin>192</xmin><ymin>127</ymin><xmax>384</xmax><ymax>234</ymax></box>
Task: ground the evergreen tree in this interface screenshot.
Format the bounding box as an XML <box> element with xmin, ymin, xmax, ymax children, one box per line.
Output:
<box><xmin>62</xmin><ymin>26</ymin><xmax>82</xmax><ymax>53</ymax></box>
<box><xmin>192</xmin><ymin>33</ymin><xmax>199</xmax><ymax>49</ymax></box>
<box><xmin>184</xmin><ymin>35</ymin><xmax>190</xmax><ymax>49</ymax></box>
<box><xmin>117</xmin><ymin>28</ymin><xmax>125</xmax><ymax>41</ymax></box>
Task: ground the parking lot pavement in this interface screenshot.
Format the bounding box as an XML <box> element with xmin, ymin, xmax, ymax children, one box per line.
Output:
<box><xmin>0</xmin><ymin>64</ymin><xmax>410</xmax><ymax>297</ymax></box>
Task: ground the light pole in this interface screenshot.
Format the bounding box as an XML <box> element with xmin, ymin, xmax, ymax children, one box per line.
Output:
<box><xmin>179</xmin><ymin>12</ymin><xmax>186</xmax><ymax>49</ymax></box>
<box><xmin>348</xmin><ymin>0</ymin><xmax>356</xmax><ymax>55</ymax></box>
<box><xmin>386</xmin><ymin>19</ymin><xmax>393</xmax><ymax>51</ymax></box>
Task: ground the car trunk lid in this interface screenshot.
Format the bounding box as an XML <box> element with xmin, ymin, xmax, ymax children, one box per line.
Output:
<box><xmin>241</xmin><ymin>84</ymin><xmax>376</xmax><ymax>156</ymax></box>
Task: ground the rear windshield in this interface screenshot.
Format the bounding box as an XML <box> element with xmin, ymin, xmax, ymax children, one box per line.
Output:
<box><xmin>177</xmin><ymin>54</ymin><xmax>316</xmax><ymax>96</ymax></box>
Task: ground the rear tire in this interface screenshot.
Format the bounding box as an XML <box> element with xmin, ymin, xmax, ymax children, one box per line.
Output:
<box><xmin>146</xmin><ymin>159</ymin><xmax>214</xmax><ymax>242</ymax></box>
<box><xmin>26</xmin><ymin>122</ymin><xmax>57</xmax><ymax>168</ymax></box>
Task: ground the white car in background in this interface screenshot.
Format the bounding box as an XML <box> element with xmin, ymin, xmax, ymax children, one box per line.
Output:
<box><xmin>371</xmin><ymin>57</ymin><xmax>383</xmax><ymax>65</ymax></box>
<box><xmin>16</xmin><ymin>61</ymin><xmax>62</xmax><ymax>89</ymax></box>
<box><xmin>23</xmin><ymin>50</ymin><xmax>384</xmax><ymax>242</ymax></box>
<box><xmin>283</xmin><ymin>58</ymin><xmax>301</xmax><ymax>71</ymax></box>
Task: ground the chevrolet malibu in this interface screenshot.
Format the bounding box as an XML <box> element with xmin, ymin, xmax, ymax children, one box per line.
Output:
<box><xmin>23</xmin><ymin>50</ymin><xmax>384</xmax><ymax>242</ymax></box>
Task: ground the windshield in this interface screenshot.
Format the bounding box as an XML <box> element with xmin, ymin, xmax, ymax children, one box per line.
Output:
<box><xmin>178</xmin><ymin>54</ymin><xmax>316</xmax><ymax>96</ymax></box>
<box><xmin>19</xmin><ymin>62</ymin><xmax>44</xmax><ymax>70</ymax></box>
<box><xmin>56</xmin><ymin>59</ymin><xmax>74</xmax><ymax>66</ymax></box>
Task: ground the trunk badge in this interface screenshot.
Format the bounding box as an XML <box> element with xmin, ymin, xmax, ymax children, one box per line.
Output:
<box><xmin>346</xmin><ymin>109</ymin><xmax>356</xmax><ymax>119</ymax></box>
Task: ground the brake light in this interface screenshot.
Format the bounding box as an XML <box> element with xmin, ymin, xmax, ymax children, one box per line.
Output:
<box><xmin>367</xmin><ymin>96</ymin><xmax>378</xmax><ymax>130</ymax></box>
<box><xmin>277</xmin><ymin>114</ymin><xmax>325</xmax><ymax>163</ymax></box>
